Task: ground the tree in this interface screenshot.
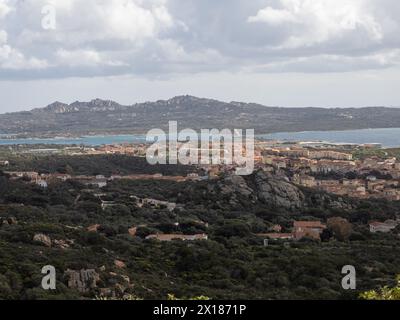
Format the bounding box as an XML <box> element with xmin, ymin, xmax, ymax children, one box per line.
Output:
<box><xmin>213</xmin><ymin>220</ymin><xmax>251</xmax><ymax>238</ymax></box>
<box><xmin>327</xmin><ymin>217</ymin><xmax>352</xmax><ymax>241</ymax></box>
<box><xmin>0</xmin><ymin>274</ymin><xmax>12</xmax><ymax>299</ymax></box>
<box><xmin>360</xmin><ymin>276</ymin><xmax>400</xmax><ymax>300</ymax></box>
<box><xmin>65</xmin><ymin>164</ymin><xmax>74</xmax><ymax>175</ymax></box>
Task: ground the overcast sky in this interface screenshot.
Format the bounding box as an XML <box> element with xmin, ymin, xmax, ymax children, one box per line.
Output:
<box><xmin>1</xmin><ymin>0</ymin><xmax>400</xmax><ymax>112</ymax></box>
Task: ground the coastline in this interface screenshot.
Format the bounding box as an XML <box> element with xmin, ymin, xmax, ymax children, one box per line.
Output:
<box><xmin>1</xmin><ymin>126</ymin><xmax>400</xmax><ymax>139</ymax></box>
<box><xmin>0</xmin><ymin>127</ymin><xmax>400</xmax><ymax>148</ymax></box>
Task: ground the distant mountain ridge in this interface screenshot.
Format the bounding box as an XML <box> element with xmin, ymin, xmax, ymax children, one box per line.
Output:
<box><xmin>34</xmin><ymin>99</ymin><xmax>123</xmax><ymax>114</ymax></box>
<box><xmin>1</xmin><ymin>95</ymin><xmax>400</xmax><ymax>137</ymax></box>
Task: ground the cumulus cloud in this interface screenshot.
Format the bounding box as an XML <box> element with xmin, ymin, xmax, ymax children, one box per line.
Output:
<box><xmin>0</xmin><ymin>0</ymin><xmax>400</xmax><ymax>79</ymax></box>
<box><xmin>0</xmin><ymin>0</ymin><xmax>12</xmax><ymax>18</ymax></box>
<box><xmin>248</xmin><ymin>6</ymin><xmax>298</xmax><ymax>25</ymax></box>
<box><xmin>244</xmin><ymin>49</ymin><xmax>400</xmax><ymax>74</ymax></box>
<box><xmin>248</xmin><ymin>0</ymin><xmax>384</xmax><ymax>48</ymax></box>
<box><xmin>0</xmin><ymin>1</ymin><xmax>48</xmax><ymax>70</ymax></box>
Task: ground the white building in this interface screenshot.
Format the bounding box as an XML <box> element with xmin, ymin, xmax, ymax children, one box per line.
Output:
<box><xmin>369</xmin><ymin>220</ymin><xmax>398</xmax><ymax>233</ymax></box>
<box><xmin>37</xmin><ymin>180</ymin><xmax>48</xmax><ymax>188</ymax></box>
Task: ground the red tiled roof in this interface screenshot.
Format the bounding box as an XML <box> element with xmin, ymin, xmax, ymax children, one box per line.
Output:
<box><xmin>369</xmin><ymin>221</ymin><xmax>386</xmax><ymax>227</ymax></box>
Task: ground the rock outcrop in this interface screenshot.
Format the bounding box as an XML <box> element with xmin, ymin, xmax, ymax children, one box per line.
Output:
<box><xmin>219</xmin><ymin>175</ymin><xmax>254</xmax><ymax>197</ymax></box>
<box><xmin>7</xmin><ymin>217</ymin><xmax>17</xmax><ymax>225</ymax></box>
<box><xmin>87</xmin><ymin>224</ymin><xmax>101</xmax><ymax>232</ymax></box>
<box><xmin>33</xmin><ymin>234</ymin><xmax>52</xmax><ymax>247</ymax></box>
<box><xmin>305</xmin><ymin>192</ymin><xmax>355</xmax><ymax>211</ymax></box>
<box><xmin>254</xmin><ymin>171</ymin><xmax>305</xmax><ymax>210</ymax></box>
<box><xmin>212</xmin><ymin>170</ymin><xmax>354</xmax><ymax>213</ymax></box>
<box><xmin>64</xmin><ymin>269</ymin><xmax>100</xmax><ymax>293</ymax></box>
<box><xmin>53</xmin><ymin>239</ymin><xmax>74</xmax><ymax>249</ymax></box>
<box><xmin>114</xmin><ymin>260</ymin><xmax>126</xmax><ymax>269</ymax></box>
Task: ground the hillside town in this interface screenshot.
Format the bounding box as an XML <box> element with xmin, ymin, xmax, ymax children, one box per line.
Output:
<box><xmin>1</xmin><ymin>139</ymin><xmax>400</xmax><ymax>246</ymax></box>
<box><xmin>2</xmin><ymin>139</ymin><xmax>400</xmax><ymax>203</ymax></box>
<box><xmin>256</xmin><ymin>141</ymin><xmax>400</xmax><ymax>201</ymax></box>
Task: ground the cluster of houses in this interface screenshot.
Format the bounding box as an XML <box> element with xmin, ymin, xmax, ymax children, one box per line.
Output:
<box><xmin>136</xmin><ymin>218</ymin><xmax>396</xmax><ymax>244</ymax></box>
<box><xmin>292</xmin><ymin>174</ymin><xmax>400</xmax><ymax>200</ymax></box>
<box><xmin>258</xmin><ymin>218</ymin><xmax>399</xmax><ymax>243</ymax></box>
<box><xmin>257</xmin><ymin>145</ymin><xmax>400</xmax><ymax>201</ymax></box>
<box><xmin>86</xmin><ymin>215</ymin><xmax>398</xmax><ymax>245</ymax></box>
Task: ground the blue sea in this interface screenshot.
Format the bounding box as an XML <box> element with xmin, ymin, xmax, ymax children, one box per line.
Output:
<box><xmin>0</xmin><ymin>127</ymin><xmax>399</xmax><ymax>148</ymax></box>
<box><xmin>258</xmin><ymin>128</ymin><xmax>400</xmax><ymax>148</ymax></box>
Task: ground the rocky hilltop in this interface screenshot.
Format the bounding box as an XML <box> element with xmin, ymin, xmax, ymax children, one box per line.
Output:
<box><xmin>1</xmin><ymin>95</ymin><xmax>400</xmax><ymax>136</ymax></box>
<box><xmin>210</xmin><ymin>170</ymin><xmax>355</xmax><ymax>212</ymax></box>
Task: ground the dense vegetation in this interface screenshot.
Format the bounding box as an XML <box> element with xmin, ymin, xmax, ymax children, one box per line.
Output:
<box><xmin>0</xmin><ymin>155</ymin><xmax>399</xmax><ymax>300</ymax></box>
<box><xmin>352</xmin><ymin>147</ymin><xmax>400</xmax><ymax>160</ymax></box>
<box><xmin>4</xmin><ymin>154</ymin><xmax>199</xmax><ymax>177</ymax></box>
<box><xmin>360</xmin><ymin>276</ymin><xmax>400</xmax><ymax>300</ymax></box>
